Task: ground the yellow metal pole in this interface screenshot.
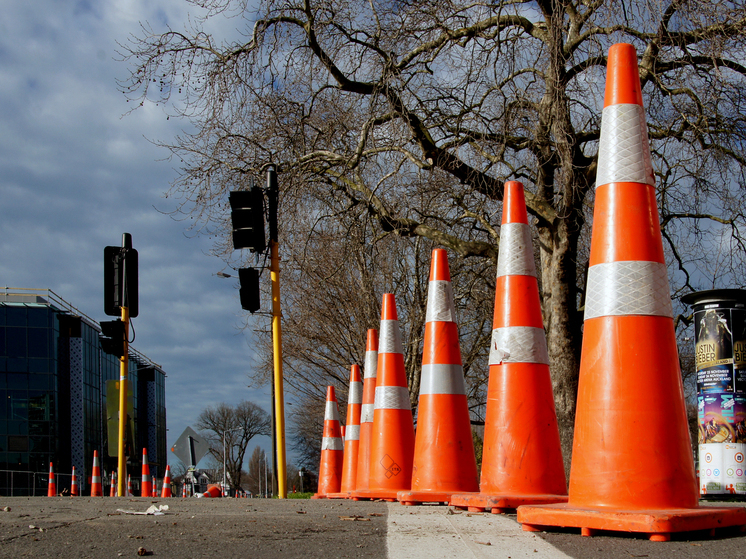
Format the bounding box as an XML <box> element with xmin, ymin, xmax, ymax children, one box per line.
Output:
<box><xmin>117</xmin><ymin>306</ymin><xmax>129</xmax><ymax>497</ymax></box>
<box><xmin>270</xmin><ymin>239</ymin><xmax>287</xmax><ymax>498</ymax></box>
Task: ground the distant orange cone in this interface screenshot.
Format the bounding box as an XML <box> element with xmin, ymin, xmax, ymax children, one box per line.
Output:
<box><xmin>90</xmin><ymin>451</ymin><xmax>103</xmax><ymax>497</ymax></box>
<box><xmin>351</xmin><ymin>329</ymin><xmax>378</xmax><ymax>500</ymax></box>
<box><xmin>110</xmin><ymin>471</ymin><xmax>116</xmax><ymax>497</ymax></box>
<box><xmin>328</xmin><ymin>364</ymin><xmax>363</xmax><ymax>498</ymax></box>
<box><xmin>312</xmin><ymin>386</ymin><xmax>344</xmax><ymax>498</ymax></box>
<box><xmin>47</xmin><ymin>463</ymin><xmax>57</xmax><ymax>497</ymax></box>
<box><xmin>355</xmin><ymin>294</ymin><xmax>415</xmax><ymax>501</ymax></box>
<box><xmin>398</xmin><ymin>249</ymin><xmax>479</xmax><ymax>505</ymax></box>
<box><xmin>152</xmin><ymin>475</ymin><xmax>158</xmax><ymax>497</ymax></box>
<box><xmin>71</xmin><ymin>466</ymin><xmax>79</xmax><ymax>497</ymax></box>
<box><xmin>182</xmin><ymin>483</ymin><xmax>187</xmax><ymax>498</ymax></box>
<box><xmin>451</xmin><ymin>181</ymin><xmax>567</xmax><ymax>513</ymax></box>
<box><xmin>517</xmin><ymin>43</ymin><xmax>746</xmax><ymax>541</ymax></box>
<box><xmin>140</xmin><ymin>449</ymin><xmax>152</xmax><ymax>497</ymax></box>
<box><xmin>127</xmin><ymin>474</ymin><xmax>133</xmax><ymax>496</ymax></box>
<box><xmin>161</xmin><ymin>466</ymin><xmax>172</xmax><ymax>498</ymax></box>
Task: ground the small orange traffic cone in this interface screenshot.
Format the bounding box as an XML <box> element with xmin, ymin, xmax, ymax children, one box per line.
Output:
<box><xmin>161</xmin><ymin>466</ymin><xmax>172</xmax><ymax>498</ymax></box>
<box><xmin>517</xmin><ymin>43</ymin><xmax>746</xmax><ymax>541</ymax></box>
<box><xmin>355</xmin><ymin>294</ymin><xmax>415</xmax><ymax>501</ymax></box>
<box><xmin>47</xmin><ymin>462</ymin><xmax>57</xmax><ymax>497</ymax></box>
<box><xmin>451</xmin><ymin>181</ymin><xmax>567</xmax><ymax>513</ymax></box>
<box><xmin>71</xmin><ymin>466</ymin><xmax>79</xmax><ymax>497</ymax></box>
<box><xmin>140</xmin><ymin>449</ymin><xmax>152</xmax><ymax>497</ymax></box>
<box><xmin>90</xmin><ymin>451</ymin><xmax>103</xmax><ymax>497</ymax></box>
<box><xmin>110</xmin><ymin>471</ymin><xmax>116</xmax><ymax>497</ymax></box>
<box><xmin>152</xmin><ymin>475</ymin><xmax>158</xmax><ymax>497</ymax></box>
<box><xmin>127</xmin><ymin>474</ymin><xmax>133</xmax><ymax>496</ymax></box>
<box><xmin>182</xmin><ymin>483</ymin><xmax>188</xmax><ymax>498</ymax></box>
<box><xmin>398</xmin><ymin>249</ymin><xmax>479</xmax><ymax>505</ymax></box>
<box><xmin>328</xmin><ymin>364</ymin><xmax>363</xmax><ymax>498</ymax></box>
<box><xmin>352</xmin><ymin>329</ymin><xmax>378</xmax><ymax>500</ymax></box>
<box><xmin>312</xmin><ymin>386</ymin><xmax>345</xmax><ymax>498</ymax></box>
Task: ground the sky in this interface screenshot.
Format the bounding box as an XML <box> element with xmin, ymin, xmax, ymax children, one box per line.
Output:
<box><xmin>0</xmin><ymin>1</ymin><xmax>284</xmax><ymax>470</ymax></box>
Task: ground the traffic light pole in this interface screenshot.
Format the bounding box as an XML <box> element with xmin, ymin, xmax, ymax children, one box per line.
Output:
<box><xmin>117</xmin><ymin>305</ymin><xmax>129</xmax><ymax>496</ymax></box>
<box><xmin>267</xmin><ymin>167</ymin><xmax>287</xmax><ymax>499</ymax></box>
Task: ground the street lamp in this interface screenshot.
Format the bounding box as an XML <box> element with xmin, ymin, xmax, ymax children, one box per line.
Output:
<box><xmin>222</xmin><ymin>427</ymin><xmax>243</xmax><ymax>497</ymax></box>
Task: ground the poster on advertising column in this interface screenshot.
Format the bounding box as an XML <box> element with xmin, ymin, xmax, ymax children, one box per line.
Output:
<box><xmin>687</xmin><ymin>291</ymin><xmax>746</xmax><ymax>497</ymax></box>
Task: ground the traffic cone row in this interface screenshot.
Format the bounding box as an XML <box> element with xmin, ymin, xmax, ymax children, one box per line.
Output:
<box><xmin>312</xmin><ymin>386</ymin><xmax>344</xmax><ymax>498</ymax></box>
<box><xmin>517</xmin><ymin>42</ymin><xmax>746</xmax><ymax>541</ymax></box>
<box><xmin>328</xmin><ymin>365</ymin><xmax>363</xmax><ymax>499</ymax></box>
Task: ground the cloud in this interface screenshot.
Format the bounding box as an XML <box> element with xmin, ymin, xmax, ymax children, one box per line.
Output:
<box><xmin>0</xmin><ymin>0</ymin><xmax>281</xmax><ymax>469</ymax></box>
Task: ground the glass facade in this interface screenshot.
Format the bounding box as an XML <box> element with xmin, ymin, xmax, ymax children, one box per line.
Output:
<box><xmin>0</xmin><ymin>289</ymin><xmax>167</xmax><ymax>496</ymax></box>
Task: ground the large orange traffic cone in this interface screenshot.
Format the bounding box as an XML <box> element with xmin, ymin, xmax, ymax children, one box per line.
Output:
<box><xmin>71</xmin><ymin>466</ymin><xmax>79</xmax><ymax>497</ymax></box>
<box><xmin>398</xmin><ymin>249</ymin><xmax>479</xmax><ymax>505</ymax></box>
<box><xmin>90</xmin><ymin>451</ymin><xmax>103</xmax><ymax>497</ymax></box>
<box><xmin>518</xmin><ymin>43</ymin><xmax>746</xmax><ymax>541</ymax></box>
<box><xmin>161</xmin><ymin>465</ymin><xmax>173</xmax><ymax>498</ymax></box>
<box><xmin>351</xmin><ymin>329</ymin><xmax>378</xmax><ymax>500</ymax></box>
<box><xmin>329</xmin><ymin>364</ymin><xmax>363</xmax><ymax>498</ymax></box>
<box><xmin>47</xmin><ymin>462</ymin><xmax>57</xmax><ymax>497</ymax></box>
<box><xmin>451</xmin><ymin>181</ymin><xmax>568</xmax><ymax>513</ymax></box>
<box><xmin>355</xmin><ymin>294</ymin><xmax>415</xmax><ymax>501</ymax></box>
<box><xmin>140</xmin><ymin>448</ymin><xmax>152</xmax><ymax>497</ymax></box>
<box><xmin>312</xmin><ymin>386</ymin><xmax>345</xmax><ymax>498</ymax></box>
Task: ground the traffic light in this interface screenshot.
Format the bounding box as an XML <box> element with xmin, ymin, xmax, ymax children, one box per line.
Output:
<box><xmin>100</xmin><ymin>319</ymin><xmax>127</xmax><ymax>357</ymax></box>
<box><xmin>104</xmin><ymin>237</ymin><xmax>139</xmax><ymax>317</ymax></box>
<box><xmin>239</xmin><ymin>268</ymin><xmax>261</xmax><ymax>313</ymax></box>
<box><xmin>230</xmin><ymin>188</ymin><xmax>266</xmax><ymax>252</ymax></box>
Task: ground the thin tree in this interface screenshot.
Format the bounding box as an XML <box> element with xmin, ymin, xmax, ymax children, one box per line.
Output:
<box><xmin>196</xmin><ymin>401</ymin><xmax>271</xmax><ymax>491</ymax></box>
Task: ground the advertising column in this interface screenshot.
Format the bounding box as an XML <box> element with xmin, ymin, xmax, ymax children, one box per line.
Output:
<box><xmin>683</xmin><ymin>289</ymin><xmax>746</xmax><ymax>497</ymax></box>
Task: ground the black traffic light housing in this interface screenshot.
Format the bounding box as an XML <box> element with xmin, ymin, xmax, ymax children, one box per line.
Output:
<box><xmin>239</xmin><ymin>268</ymin><xmax>261</xmax><ymax>313</ymax></box>
<box><xmin>100</xmin><ymin>319</ymin><xmax>127</xmax><ymax>357</ymax></box>
<box><xmin>230</xmin><ymin>188</ymin><xmax>266</xmax><ymax>253</ymax></box>
<box><xmin>104</xmin><ymin>233</ymin><xmax>139</xmax><ymax>317</ymax></box>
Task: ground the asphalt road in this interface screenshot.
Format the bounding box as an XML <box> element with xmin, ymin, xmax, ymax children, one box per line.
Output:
<box><xmin>0</xmin><ymin>497</ymin><xmax>745</xmax><ymax>558</ymax></box>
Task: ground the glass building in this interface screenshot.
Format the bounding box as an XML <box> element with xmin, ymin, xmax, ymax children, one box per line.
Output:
<box><xmin>0</xmin><ymin>288</ymin><xmax>166</xmax><ymax>496</ymax></box>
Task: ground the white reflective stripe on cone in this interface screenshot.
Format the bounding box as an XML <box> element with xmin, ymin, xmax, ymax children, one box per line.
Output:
<box><xmin>419</xmin><ymin>363</ymin><xmax>467</xmax><ymax>395</ymax></box>
<box><xmin>364</xmin><ymin>350</ymin><xmax>378</xmax><ymax>378</ymax></box>
<box><xmin>425</xmin><ymin>280</ymin><xmax>456</xmax><ymax>323</ymax></box>
<box><xmin>325</xmin><ymin>400</ymin><xmax>341</xmax><ymax>422</ymax></box>
<box><xmin>596</xmin><ymin>103</ymin><xmax>654</xmax><ymax>187</ymax></box>
<box><xmin>321</xmin><ymin>437</ymin><xmax>344</xmax><ymax>451</ymax></box>
<box><xmin>496</xmin><ymin>223</ymin><xmax>536</xmax><ymax>278</ymax></box>
<box><xmin>584</xmin><ymin>260</ymin><xmax>673</xmax><ymax>320</ymax></box>
<box><xmin>360</xmin><ymin>403</ymin><xmax>375</xmax><ymax>424</ymax></box>
<box><xmin>374</xmin><ymin>386</ymin><xmax>411</xmax><ymax>410</ymax></box>
<box><xmin>489</xmin><ymin>326</ymin><xmax>549</xmax><ymax>365</ymax></box>
<box><xmin>345</xmin><ymin>425</ymin><xmax>360</xmax><ymax>441</ymax></box>
<box><xmin>379</xmin><ymin>320</ymin><xmax>404</xmax><ymax>354</ymax></box>
<box><xmin>348</xmin><ymin>381</ymin><xmax>363</xmax><ymax>405</ymax></box>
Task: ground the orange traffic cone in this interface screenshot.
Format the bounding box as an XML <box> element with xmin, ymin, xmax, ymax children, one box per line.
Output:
<box><xmin>71</xmin><ymin>466</ymin><xmax>79</xmax><ymax>497</ymax></box>
<box><xmin>355</xmin><ymin>294</ymin><xmax>415</xmax><ymax>501</ymax></box>
<box><xmin>47</xmin><ymin>462</ymin><xmax>57</xmax><ymax>497</ymax></box>
<box><xmin>518</xmin><ymin>43</ymin><xmax>746</xmax><ymax>541</ymax></box>
<box><xmin>140</xmin><ymin>448</ymin><xmax>152</xmax><ymax>497</ymax></box>
<box><xmin>161</xmin><ymin>466</ymin><xmax>172</xmax><ymax>498</ymax></box>
<box><xmin>329</xmin><ymin>364</ymin><xmax>363</xmax><ymax>498</ymax></box>
<box><xmin>203</xmin><ymin>484</ymin><xmax>222</xmax><ymax>498</ymax></box>
<box><xmin>398</xmin><ymin>249</ymin><xmax>479</xmax><ymax>505</ymax></box>
<box><xmin>182</xmin><ymin>483</ymin><xmax>187</xmax><ymax>498</ymax></box>
<box><xmin>110</xmin><ymin>471</ymin><xmax>117</xmax><ymax>497</ymax></box>
<box><xmin>90</xmin><ymin>451</ymin><xmax>103</xmax><ymax>497</ymax></box>
<box><xmin>127</xmin><ymin>474</ymin><xmax>133</xmax><ymax>496</ymax></box>
<box><xmin>312</xmin><ymin>386</ymin><xmax>345</xmax><ymax>498</ymax></box>
<box><xmin>152</xmin><ymin>475</ymin><xmax>158</xmax><ymax>497</ymax></box>
<box><xmin>451</xmin><ymin>181</ymin><xmax>568</xmax><ymax>513</ymax></box>
<box><xmin>352</xmin><ymin>329</ymin><xmax>378</xmax><ymax>500</ymax></box>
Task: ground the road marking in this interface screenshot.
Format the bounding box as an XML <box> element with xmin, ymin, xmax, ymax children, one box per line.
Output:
<box><xmin>386</xmin><ymin>504</ymin><xmax>571</xmax><ymax>559</ymax></box>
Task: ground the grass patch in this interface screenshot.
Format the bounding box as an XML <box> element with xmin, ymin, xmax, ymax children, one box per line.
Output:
<box><xmin>286</xmin><ymin>492</ymin><xmax>314</xmax><ymax>499</ymax></box>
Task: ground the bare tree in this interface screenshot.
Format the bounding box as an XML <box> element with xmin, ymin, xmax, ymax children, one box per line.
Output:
<box><xmin>195</xmin><ymin>401</ymin><xmax>271</xmax><ymax>490</ymax></box>
<box><xmin>120</xmin><ymin>0</ymin><xmax>746</xmax><ymax>463</ymax></box>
